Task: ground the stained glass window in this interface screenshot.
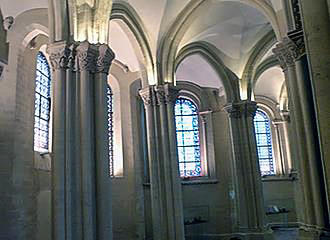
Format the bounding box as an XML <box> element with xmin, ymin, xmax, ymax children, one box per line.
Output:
<box><xmin>34</xmin><ymin>52</ymin><xmax>51</xmax><ymax>152</ymax></box>
<box><xmin>175</xmin><ymin>98</ymin><xmax>202</xmax><ymax>177</ymax></box>
<box><xmin>107</xmin><ymin>85</ymin><xmax>114</xmax><ymax>176</ymax></box>
<box><xmin>254</xmin><ymin>110</ymin><xmax>275</xmax><ymax>175</ymax></box>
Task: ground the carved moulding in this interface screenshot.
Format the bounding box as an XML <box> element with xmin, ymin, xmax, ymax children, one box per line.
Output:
<box><xmin>154</xmin><ymin>84</ymin><xmax>180</xmax><ymax>106</ymax></box>
<box><xmin>224</xmin><ymin>101</ymin><xmax>258</xmax><ymax>119</ymax></box>
<box><xmin>47</xmin><ymin>40</ymin><xmax>115</xmax><ymax>73</ymax></box>
<box><xmin>139</xmin><ymin>84</ymin><xmax>180</xmax><ymax>107</ymax></box>
<box><xmin>139</xmin><ymin>86</ymin><xmax>157</xmax><ymax>107</ymax></box>
<box><xmin>272</xmin><ymin>37</ymin><xmax>305</xmax><ymax>71</ymax></box>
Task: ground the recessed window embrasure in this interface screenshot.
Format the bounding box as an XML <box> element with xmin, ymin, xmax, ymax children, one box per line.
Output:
<box><xmin>175</xmin><ymin>98</ymin><xmax>202</xmax><ymax>177</ymax></box>
<box><xmin>107</xmin><ymin>85</ymin><xmax>114</xmax><ymax>176</ymax></box>
<box><xmin>254</xmin><ymin>110</ymin><xmax>275</xmax><ymax>175</ymax></box>
<box><xmin>34</xmin><ymin>52</ymin><xmax>51</xmax><ymax>152</ymax></box>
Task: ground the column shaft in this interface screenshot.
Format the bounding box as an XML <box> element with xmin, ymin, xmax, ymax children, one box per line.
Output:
<box><xmin>299</xmin><ymin>0</ymin><xmax>330</xmax><ymax>219</ymax></box>
<box><xmin>273</xmin><ymin>37</ymin><xmax>326</xmax><ymax>228</ymax></box>
<box><xmin>94</xmin><ymin>71</ymin><xmax>112</xmax><ymax>239</ymax></box>
<box><xmin>80</xmin><ymin>69</ymin><xmax>96</xmax><ymax>240</ymax></box>
<box><xmin>48</xmin><ymin>41</ymin><xmax>71</xmax><ymax>240</ymax></box>
<box><xmin>225</xmin><ymin>101</ymin><xmax>266</xmax><ymax>234</ymax></box>
<box><xmin>139</xmin><ymin>84</ymin><xmax>185</xmax><ymax>240</ymax></box>
<box><xmin>140</xmin><ymin>87</ymin><xmax>165</xmax><ymax>239</ymax></box>
<box><xmin>52</xmin><ymin>68</ymin><xmax>67</xmax><ymax>240</ymax></box>
<box><xmin>165</xmin><ymin>89</ymin><xmax>185</xmax><ymax>240</ymax></box>
<box><xmin>65</xmin><ymin>68</ymin><xmax>74</xmax><ymax>240</ymax></box>
<box><xmin>49</xmin><ymin>41</ymin><xmax>115</xmax><ymax>240</ymax></box>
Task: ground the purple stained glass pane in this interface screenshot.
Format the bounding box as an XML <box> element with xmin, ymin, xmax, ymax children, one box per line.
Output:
<box><xmin>175</xmin><ymin>98</ymin><xmax>202</xmax><ymax>177</ymax></box>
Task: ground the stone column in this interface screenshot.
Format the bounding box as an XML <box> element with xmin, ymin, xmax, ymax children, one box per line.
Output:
<box><xmin>224</xmin><ymin>101</ymin><xmax>268</xmax><ymax>239</ymax></box>
<box><xmin>298</xmin><ymin>0</ymin><xmax>330</xmax><ymax>221</ymax></box>
<box><xmin>48</xmin><ymin>41</ymin><xmax>115</xmax><ymax>240</ymax></box>
<box><xmin>76</xmin><ymin>42</ymin><xmax>98</xmax><ymax>240</ymax></box>
<box><xmin>48</xmin><ymin>41</ymin><xmax>70</xmax><ymax>240</ymax></box>
<box><xmin>272</xmin><ymin>114</ymin><xmax>292</xmax><ymax>175</ymax></box>
<box><xmin>273</xmin><ymin>37</ymin><xmax>326</xmax><ymax>231</ymax></box>
<box><xmin>139</xmin><ymin>84</ymin><xmax>185</xmax><ymax>240</ymax></box>
<box><xmin>94</xmin><ymin>44</ymin><xmax>115</xmax><ymax>239</ymax></box>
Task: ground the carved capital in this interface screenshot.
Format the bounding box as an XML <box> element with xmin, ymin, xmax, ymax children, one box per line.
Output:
<box><xmin>272</xmin><ymin>37</ymin><xmax>305</xmax><ymax>70</ymax></box>
<box><xmin>67</xmin><ymin>43</ymin><xmax>78</xmax><ymax>70</ymax></box>
<box><xmin>164</xmin><ymin>84</ymin><xmax>180</xmax><ymax>105</ymax></box>
<box><xmin>47</xmin><ymin>41</ymin><xmax>72</xmax><ymax>70</ymax></box>
<box><xmin>154</xmin><ymin>86</ymin><xmax>166</xmax><ymax>105</ymax></box>
<box><xmin>76</xmin><ymin>41</ymin><xmax>98</xmax><ymax>72</ymax></box>
<box><xmin>48</xmin><ymin>41</ymin><xmax>115</xmax><ymax>73</ymax></box>
<box><xmin>139</xmin><ymin>86</ymin><xmax>156</xmax><ymax>106</ymax></box>
<box><xmin>96</xmin><ymin>44</ymin><xmax>115</xmax><ymax>74</ymax></box>
<box><xmin>3</xmin><ymin>16</ymin><xmax>14</xmax><ymax>31</ymax></box>
<box><xmin>224</xmin><ymin>101</ymin><xmax>257</xmax><ymax>119</ymax></box>
<box><xmin>154</xmin><ymin>84</ymin><xmax>180</xmax><ymax>105</ymax></box>
<box><xmin>280</xmin><ymin>110</ymin><xmax>290</xmax><ymax>122</ymax></box>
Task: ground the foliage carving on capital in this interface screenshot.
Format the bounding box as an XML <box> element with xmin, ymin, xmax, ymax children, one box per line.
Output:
<box><xmin>68</xmin><ymin>43</ymin><xmax>78</xmax><ymax>70</ymax></box>
<box><xmin>96</xmin><ymin>44</ymin><xmax>115</xmax><ymax>74</ymax></box>
<box><xmin>154</xmin><ymin>86</ymin><xmax>166</xmax><ymax>105</ymax></box>
<box><xmin>154</xmin><ymin>84</ymin><xmax>180</xmax><ymax>105</ymax></box>
<box><xmin>139</xmin><ymin>87</ymin><xmax>156</xmax><ymax>106</ymax></box>
<box><xmin>3</xmin><ymin>16</ymin><xmax>14</xmax><ymax>31</ymax></box>
<box><xmin>164</xmin><ymin>84</ymin><xmax>180</xmax><ymax>105</ymax></box>
<box><xmin>272</xmin><ymin>37</ymin><xmax>305</xmax><ymax>70</ymax></box>
<box><xmin>224</xmin><ymin>101</ymin><xmax>257</xmax><ymax>119</ymax></box>
<box><xmin>76</xmin><ymin>41</ymin><xmax>98</xmax><ymax>72</ymax></box>
<box><xmin>48</xmin><ymin>42</ymin><xmax>72</xmax><ymax>70</ymax></box>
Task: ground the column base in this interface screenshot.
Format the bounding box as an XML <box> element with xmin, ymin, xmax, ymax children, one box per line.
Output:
<box><xmin>296</xmin><ymin>227</ymin><xmax>330</xmax><ymax>240</ymax></box>
<box><xmin>185</xmin><ymin>230</ymin><xmax>274</xmax><ymax>240</ymax></box>
<box><xmin>270</xmin><ymin>225</ymin><xmax>330</xmax><ymax>240</ymax></box>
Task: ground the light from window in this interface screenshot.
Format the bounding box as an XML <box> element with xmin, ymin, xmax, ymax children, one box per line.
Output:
<box><xmin>34</xmin><ymin>52</ymin><xmax>51</xmax><ymax>152</ymax></box>
<box><xmin>175</xmin><ymin>98</ymin><xmax>202</xmax><ymax>177</ymax></box>
<box><xmin>254</xmin><ymin>110</ymin><xmax>275</xmax><ymax>175</ymax></box>
<box><xmin>107</xmin><ymin>85</ymin><xmax>114</xmax><ymax>176</ymax></box>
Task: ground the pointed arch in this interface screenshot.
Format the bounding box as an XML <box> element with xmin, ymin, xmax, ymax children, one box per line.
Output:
<box><xmin>175</xmin><ymin>41</ymin><xmax>240</xmax><ymax>103</ymax></box>
<box><xmin>157</xmin><ymin>0</ymin><xmax>282</xmax><ymax>86</ymax></box>
<box><xmin>111</xmin><ymin>2</ymin><xmax>155</xmax><ymax>86</ymax></box>
<box><xmin>241</xmin><ymin>30</ymin><xmax>277</xmax><ymax>100</ymax></box>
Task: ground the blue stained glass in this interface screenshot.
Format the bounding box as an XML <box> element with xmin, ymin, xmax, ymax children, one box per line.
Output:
<box><xmin>175</xmin><ymin>98</ymin><xmax>202</xmax><ymax>177</ymax></box>
<box><xmin>34</xmin><ymin>52</ymin><xmax>51</xmax><ymax>152</ymax></box>
<box><xmin>254</xmin><ymin>110</ymin><xmax>275</xmax><ymax>175</ymax></box>
<box><xmin>107</xmin><ymin>85</ymin><xmax>114</xmax><ymax>177</ymax></box>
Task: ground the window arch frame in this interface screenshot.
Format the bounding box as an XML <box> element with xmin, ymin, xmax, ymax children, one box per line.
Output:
<box><xmin>254</xmin><ymin>97</ymin><xmax>292</xmax><ymax>177</ymax></box>
<box><xmin>107</xmin><ymin>71</ymin><xmax>124</xmax><ymax>178</ymax></box>
<box><xmin>175</xmin><ymin>82</ymin><xmax>217</xmax><ymax>182</ymax></box>
<box><xmin>254</xmin><ymin>108</ymin><xmax>276</xmax><ymax>176</ymax></box>
<box><xmin>175</xmin><ymin>96</ymin><xmax>205</xmax><ymax>178</ymax></box>
<box><xmin>33</xmin><ymin>51</ymin><xmax>52</xmax><ymax>153</ymax></box>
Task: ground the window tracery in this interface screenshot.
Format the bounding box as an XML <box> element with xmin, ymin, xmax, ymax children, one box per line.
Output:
<box><xmin>175</xmin><ymin>98</ymin><xmax>202</xmax><ymax>177</ymax></box>
<box><xmin>254</xmin><ymin>110</ymin><xmax>275</xmax><ymax>175</ymax></box>
<box><xmin>107</xmin><ymin>84</ymin><xmax>114</xmax><ymax>176</ymax></box>
<box><xmin>34</xmin><ymin>52</ymin><xmax>51</xmax><ymax>152</ymax></box>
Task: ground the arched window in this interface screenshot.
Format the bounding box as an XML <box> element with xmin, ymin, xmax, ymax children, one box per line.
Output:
<box><xmin>34</xmin><ymin>52</ymin><xmax>51</xmax><ymax>152</ymax></box>
<box><xmin>254</xmin><ymin>110</ymin><xmax>275</xmax><ymax>175</ymax></box>
<box><xmin>107</xmin><ymin>85</ymin><xmax>114</xmax><ymax>176</ymax></box>
<box><xmin>175</xmin><ymin>98</ymin><xmax>202</xmax><ymax>177</ymax></box>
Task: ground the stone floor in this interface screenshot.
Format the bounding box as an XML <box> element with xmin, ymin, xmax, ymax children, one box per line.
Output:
<box><xmin>272</xmin><ymin>228</ymin><xmax>298</xmax><ymax>240</ymax></box>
